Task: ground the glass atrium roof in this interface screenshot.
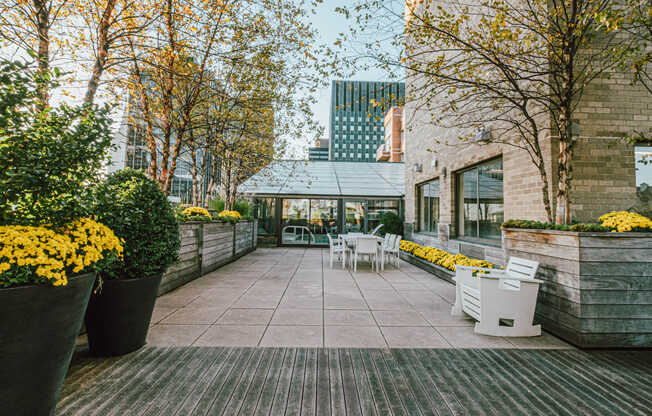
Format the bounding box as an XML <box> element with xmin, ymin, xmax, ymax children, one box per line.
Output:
<box><xmin>240</xmin><ymin>161</ymin><xmax>405</xmax><ymax>198</ymax></box>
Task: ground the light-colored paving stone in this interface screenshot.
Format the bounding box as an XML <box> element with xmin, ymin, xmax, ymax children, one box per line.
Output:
<box><xmin>147</xmin><ymin>324</ymin><xmax>208</xmax><ymax>346</ymax></box>
<box><xmin>260</xmin><ymin>325</ymin><xmax>323</xmax><ymax>347</ymax></box>
<box><xmin>325</xmin><ymin>326</ymin><xmax>387</xmax><ymax>348</ymax></box>
<box><xmin>216</xmin><ymin>308</ymin><xmax>274</xmax><ymax>325</ymax></box>
<box><xmin>193</xmin><ymin>325</ymin><xmax>266</xmax><ymax>347</ymax></box>
<box><xmin>381</xmin><ymin>326</ymin><xmax>451</xmax><ymax>348</ymax></box>
<box><xmin>160</xmin><ymin>307</ymin><xmax>226</xmax><ymax>325</ymax></box>
<box><xmin>145</xmin><ymin>248</ymin><xmax>572</xmax><ymax>349</ymax></box>
<box><xmin>324</xmin><ymin>310</ymin><xmax>375</xmax><ymax>326</ymax></box>
<box><xmin>270</xmin><ymin>308</ymin><xmax>323</xmax><ymax>326</ymax></box>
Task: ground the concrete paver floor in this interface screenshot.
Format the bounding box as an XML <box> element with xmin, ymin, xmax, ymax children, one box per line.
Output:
<box><xmin>147</xmin><ymin>248</ymin><xmax>574</xmax><ymax>349</ymax></box>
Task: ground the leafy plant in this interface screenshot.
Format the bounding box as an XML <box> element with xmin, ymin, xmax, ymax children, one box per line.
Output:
<box><xmin>0</xmin><ymin>61</ymin><xmax>114</xmax><ymax>228</ymax></box>
<box><xmin>208</xmin><ymin>198</ymin><xmax>225</xmax><ymax>212</ymax></box>
<box><xmin>502</xmin><ymin>219</ymin><xmax>612</xmax><ymax>232</ymax></box>
<box><xmin>233</xmin><ymin>200</ymin><xmax>250</xmax><ymax>217</ymax></box>
<box><xmin>91</xmin><ymin>169</ymin><xmax>180</xmax><ymax>279</ymax></box>
<box><xmin>380</xmin><ymin>211</ymin><xmax>403</xmax><ymax>236</ymax></box>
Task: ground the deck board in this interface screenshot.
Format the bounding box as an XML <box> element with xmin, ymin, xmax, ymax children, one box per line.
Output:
<box><xmin>57</xmin><ymin>348</ymin><xmax>652</xmax><ymax>416</ymax></box>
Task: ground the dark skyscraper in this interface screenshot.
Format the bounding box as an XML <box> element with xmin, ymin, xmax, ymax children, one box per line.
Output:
<box><xmin>329</xmin><ymin>80</ymin><xmax>405</xmax><ymax>162</ymax></box>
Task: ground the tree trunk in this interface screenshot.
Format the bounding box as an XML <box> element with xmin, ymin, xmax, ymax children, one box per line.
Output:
<box><xmin>33</xmin><ymin>0</ymin><xmax>49</xmax><ymax>108</ymax></box>
<box><xmin>83</xmin><ymin>0</ymin><xmax>117</xmax><ymax>105</ymax></box>
<box><xmin>190</xmin><ymin>132</ymin><xmax>198</xmax><ymax>206</ymax></box>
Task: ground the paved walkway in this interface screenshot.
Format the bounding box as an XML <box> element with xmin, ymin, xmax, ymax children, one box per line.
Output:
<box><xmin>57</xmin><ymin>347</ymin><xmax>652</xmax><ymax>415</ymax></box>
<box><xmin>146</xmin><ymin>248</ymin><xmax>571</xmax><ymax>349</ymax></box>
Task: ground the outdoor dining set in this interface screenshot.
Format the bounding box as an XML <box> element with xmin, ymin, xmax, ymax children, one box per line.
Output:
<box><xmin>326</xmin><ymin>224</ymin><xmax>402</xmax><ymax>271</ymax></box>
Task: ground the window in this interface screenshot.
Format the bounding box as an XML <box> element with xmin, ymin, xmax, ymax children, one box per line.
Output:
<box><xmin>357</xmin><ymin>153</ymin><xmax>362</xmax><ymax>158</ymax></box>
<box><xmin>417</xmin><ymin>179</ymin><xmax>440</xmax><ymax>234</ymax></box>
<box><xmin>456</xmin><ymin>158</ymin><xmax>503</xmax><ymax>241</ymax></box>
<box><xmin>334</xmin><ymin>143</ymin><xmax>339</xmax><ymax>148</ymax></box>
<box><xmin>334</xmin><ymin>152</ymin><xmax>339</xmax><ymax>158</ymax></box>
<box><xmin>635</xmin><ymin>145</ymin><xmax>652</xmax><ymax>190</ymax></box>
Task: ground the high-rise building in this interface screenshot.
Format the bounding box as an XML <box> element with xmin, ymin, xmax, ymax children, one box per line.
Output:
<box><xmin>376</xmin><ymin>106</ymin><xmax>404</xmax><ymax>162</ymax></box>
<box><xmin>329</xmin><ymin>80</ymin><xmax>405</xmax><ymax>162</ymax></box>
<box><xmin>308</xmin><ymin>138</ymin><xmax>329</xmax><ymax>160</ymax></box>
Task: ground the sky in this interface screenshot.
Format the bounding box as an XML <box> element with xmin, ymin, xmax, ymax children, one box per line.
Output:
<box><xmin>307</xmin><ymin>0</ymin><xmax>400</xmax><ymax>147</ymax></box>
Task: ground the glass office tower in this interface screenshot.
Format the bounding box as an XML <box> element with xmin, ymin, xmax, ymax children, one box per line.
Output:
<box><xmin>329</xmin><ymin>80</ymin><xmax>405</xmax><ymax>162</ymax></box>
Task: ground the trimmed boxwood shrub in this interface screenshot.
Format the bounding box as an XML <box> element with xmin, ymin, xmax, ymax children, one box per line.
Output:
<box><xmin>91</xmin><ymin>169</ymin><xmax>180</xmax><ymax>279</ymax></box>
<box><xmin>380</xmin><ymin>211</ymin><xmax>403</xmax><ymax>236</ymax></box>
<box><xmin>502</xmin><ymin>219</ymin><xmax>611</xmax><ymax>232</ymax></box>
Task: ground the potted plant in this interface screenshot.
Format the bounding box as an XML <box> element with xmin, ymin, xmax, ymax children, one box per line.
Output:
<box><xmin>86</xmin><ymin>169</ymin><xmax>181</xmax><ymax>356</ymax></box>
<box><xmin>0</xmin><ymin>61</ymin><xmax>119</xmax><ymax>415</ymax></box>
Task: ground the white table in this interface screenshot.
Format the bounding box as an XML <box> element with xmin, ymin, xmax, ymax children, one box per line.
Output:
<box><xmin>340</xmin><ymin>234</ymin><xmax>385</xmax><ymax>270</ymax></box>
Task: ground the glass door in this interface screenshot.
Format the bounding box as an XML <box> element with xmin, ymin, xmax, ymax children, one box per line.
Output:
<box><xmin>281</xmin><ymin>199</ymin><xmax>312</xmax><ymax>245</ymax></box>
<box><xmin>344</xmin><ymin>200</ymin><xmax>366</xmax><ymax>234</ymax></box>
<box><xmin>308</xmin><ymin>199</ymin><xmax>338</xmax><ymax>245</ymax></box>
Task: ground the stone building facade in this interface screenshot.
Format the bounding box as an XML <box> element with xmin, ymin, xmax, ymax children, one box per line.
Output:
<box><xmin>403</xmin><ymin>39</ymin><xmax>652</xmax><ymax>264</ymax></box>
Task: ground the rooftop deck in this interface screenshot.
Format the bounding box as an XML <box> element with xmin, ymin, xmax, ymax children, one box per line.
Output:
<box><xmin>61</xmin><ymin>248</ymin><xmax>652</xmax><ymax>415</ymax></box>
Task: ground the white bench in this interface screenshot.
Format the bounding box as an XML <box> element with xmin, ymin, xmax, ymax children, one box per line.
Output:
<box><xmin>451</xmin><ymin>257</ymin><xmax>543</xmax><ymax>337</ymax></box>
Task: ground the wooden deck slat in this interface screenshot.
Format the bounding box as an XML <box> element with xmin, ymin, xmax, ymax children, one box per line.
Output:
<box><xmin>56</xmin><ymin>347</ymin><xmax>652</xmax><ymax>416</ymax></box>
<box><xmin>93</xmin><ymin>347</ymin><xmax>179</xmax><ymax>416</ymax></box>
<box><xmin>268</xmin><ymin>348</ymin><xmax>296</xmax><ymax>416</ymax></box>
<box><xmin>191</xmin><ymin>348</ymin><xmax>251</xmax><ymax>415</ymax></box>
<box><xmin>359</xmin><ymin>349</ymin><xmax>392</xmax><ymax>415</ymax></box>
<box><xmin>349</xmin><ymin>349</ymin><xmax>378</xmax><ymax>416</ymax></box>
<box><xmin>388</xmin><ymin>349</ymin><xmax>444</xmax><ymax>416</ymax></box>
<box><xmin>144</xmin><ymin>347</ymin><xmax>230</xmax><ymax>416</ymax></box>
<box><xmin>253</xmin><ymin>348</ymin><xmax>287</xmax><ymax>416</ymax></box>
<box><xmin>451</xmin><ymin>349</ymin><xmax>527</xmax><ymax>416</ymax></box>
<box><xmin>116</xmin><ymin>348</ymin><xmax>198</xmax><ymax>416</ymax></box>
<box><xmin>285</xmin><ymin>348</ymin><xmax>306</xmax><ymax>416</ymax></box>
<box><xmin>301</xmin><ymin>348</ymin><xmax>318</xmax><ymax>416</ymax></box>
<box><xmin>63</xmin><ymin>348</ymin><xmax>168</xmax><ymax>415</ymax></box>
<box><xmin>338</xmin><ymin>349</ymin><xmax>363</xmax><ymax>416</ymax></box>
<box><xmin>467</xmin><ymin>349</ymin><xmax>555</xmax><ymax>416</ymax></box>
<box><xmin>207</xmin><ymin>347</ymin><xmax>263</xmax><ymax>415</ymax></box>
<box><xmin>545</xmin><ymin>351</ymin><xmax>652</xmax><ymax>415</ymax></box>
<box><xmin>237</xmin><ymin>348</ymin><xmax>277</xmax><ymax>415</ymax></box>
<box><xmin>369</xmin><ymin>349</ymin><xmax>409</xmax><ymax>416</ymax></box>
<box><xmin>518</xmin><ymin>350</ymin><xmax>636</xmax><ymax>416</ymax></box>
<box><xmin>316</xmin><ymin>348</ymin><xmax>332</xmax><ymax>416</ymax></box>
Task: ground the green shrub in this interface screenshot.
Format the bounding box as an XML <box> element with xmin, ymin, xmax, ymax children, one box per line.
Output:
<box><xmin>0</xmin><ymin>61</ymin><xmax>113</xmax><ymax>227</ymax></box>
<box><xmin>502</xmin><ymin>219</ymin><xmax>610</xmax><ymax>232</ymax></box>
<box><xmin>91</xmin><ymin>169</ymin><xmax>180</xmax><ymax>279</ymax></box>
<box><xmin>208</xmin><ymin>198</ymin><xmax>225</xmax><ymax>212</ymax></box>
<box><xmin>380</xmin><ymin>212</ymin><xmax>403</xmax><ymax>236</ymax></box>
<box><xmin>234</xmin><ymin>200</ymin><xmax>250</xmax><ymax>217</ymax></box>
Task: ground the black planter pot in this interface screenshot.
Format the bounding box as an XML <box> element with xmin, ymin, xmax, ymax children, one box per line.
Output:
<box><xmin>85</xmin><ymin>274</ymin><xmax>162</xmax><ymax>356</ymax></box>
<box><xmin>0</xmin><ymin>272</ymin><xmax>95</xmax><ymax>416</ymax></box>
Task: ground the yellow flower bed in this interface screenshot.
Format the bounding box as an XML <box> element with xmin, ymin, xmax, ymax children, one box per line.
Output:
<box><xmin>598</xmin><ymin>211</ymin><xmax>652</xmax><ymax>232</ymax></box>
<box><xmin>400</xmin><ymin>240</ymin><xmax>496</xmax><ymax>272</ymax></box>
<box><xmin>218</xmin><ymin>210</ymin><xmax>242</xmax><ymax>219</ymax></box>
<box><xmin>0</xmin><ymin>218</ymin><xmax>123</xmax><ymax>287</ymax></box>
<box><xmin>183</xmin><ymin>206</ymin><xmax>212</xmax><ymax>219</ymax></box>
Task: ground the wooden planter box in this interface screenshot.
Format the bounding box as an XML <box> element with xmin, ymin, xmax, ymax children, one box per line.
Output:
<box><xmin>503</xmin><ymin>228</ymin><xmax>652</xmax><ymax>348</ymax></box>
<box><xmin>159</xmin><ymin>220</ymin><xmax>257</xmax><ymax>295</ymax></box>
<box><xmin>399</xmin><ymin>252</ymin><xmax>455</xmax><ymax>284</ymax></box>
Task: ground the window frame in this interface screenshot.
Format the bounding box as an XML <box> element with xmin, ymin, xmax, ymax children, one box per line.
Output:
<box><xmin>416</xmin><ymin>177</ymin><xmax>440</xmax><ymax>236</ymax></box>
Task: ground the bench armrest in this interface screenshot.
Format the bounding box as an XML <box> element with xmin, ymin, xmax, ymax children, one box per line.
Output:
<box><xmin>455</xmin><ymin>265</ymin><xmax>504</xmax><ymax>274</ymax></box>
<box><xmin>480</xmin><ymin>275</ymin><xmax>544</xmax><ymax>284</ymax></box>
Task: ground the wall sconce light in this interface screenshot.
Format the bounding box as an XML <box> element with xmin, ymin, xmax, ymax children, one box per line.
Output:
<box><xmin>413</xmin><ymin>163</ymin><xmax>422</xmax><ymax>173</ymax></box>
<box><xmin>442</xmin><ymin>167</ymin><xmax>447</xmax><ymax>177</ymax></box>
<box><xmin>431</xmin><ymin>158</ymin><xmax>438</xmax><ymax>168</ymax></box>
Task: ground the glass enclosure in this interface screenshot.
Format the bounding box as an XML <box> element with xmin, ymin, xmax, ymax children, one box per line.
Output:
<box><xmin>457</xmin><ymin>158</ymin><xmax>504</xmax><ymax>242</ymax></box>
<box><xmin>254</xmin><ymin>197</ymin><xmax>402</xmax><ymax>246</ymax></box>
<box><xmin>367</xmin><ymin>200</ymin><xmax>400</xmax><ymax>234</ymax></box>
<box><xmin>344</xmin><ymin>201</ymin><xmax>365</xmax><ymax>234</ymax></box>
<box><xmin>281</xmin><ymin>199</ymin><xmax>311</xmax><ymax>244</ymax></box>
<box><xmin>254</xmin><ymin>198</ymin><xmax>276</xmax><ymax>246</ymax></box>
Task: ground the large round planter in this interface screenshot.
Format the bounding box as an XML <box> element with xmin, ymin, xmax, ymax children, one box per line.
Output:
<box><xmin>85</xmin><ymin>274</ymin><xmax>162</xmax><ymax>356</ymax></box>
<box><xmin>0</xmin><ymin>272</ymin><xmax>95</xmax><ymax>416</ymax></box>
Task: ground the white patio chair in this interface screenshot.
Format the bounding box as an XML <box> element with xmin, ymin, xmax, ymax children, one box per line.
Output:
<box><xmin>352</xmin><ymin>236</ymin><xmax>379</xmax><ymax>272</ymax></box>
<box><xmin>384</xmin><ymin>235</ymin><xmax>401</xmax><ymax>268</ymax></box>
<box><xmin>451</xmin><ymin>256</ymin><xmax>543</xmax><ymax>337</ymax></box>
<box><xmin>326</xmin><ymin>234</ymin><xmax>346</xmax><ymax>269</ymax></box>
<box><xmin>370</xmin><ymin>224</ymin><xmax>384</xmax><ymax>236</ymax></box>
<box><xmin>380</xmin><ymin>234</ymin><xmax>395</xmax><ymax>271</ymax></box>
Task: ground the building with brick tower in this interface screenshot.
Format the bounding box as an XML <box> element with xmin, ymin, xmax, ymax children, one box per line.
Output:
<box><xmin>376</xmin><ymin>107</ymin><xmax>404</xmax><ymax>163</ymax></box>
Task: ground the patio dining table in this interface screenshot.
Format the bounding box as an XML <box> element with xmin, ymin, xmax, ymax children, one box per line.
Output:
<box><xmin>339</xmin><ymin>234</ymin><xmax>385</xmax><ymax>270</ymax></box>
